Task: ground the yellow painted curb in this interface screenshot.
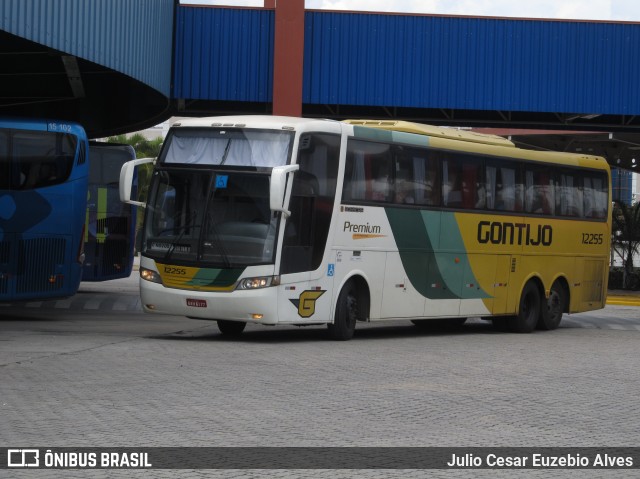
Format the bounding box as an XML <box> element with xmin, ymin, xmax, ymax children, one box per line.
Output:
<box><xmin>606</xmin><ymin>295</ymin><xmax>640</xmax><ymax>306</ymax></box>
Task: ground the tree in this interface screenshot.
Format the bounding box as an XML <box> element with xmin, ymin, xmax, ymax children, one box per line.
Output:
<box><xmin>105</xmin><ymin>133</ymin><xmax>163</xmax><ymax>252</ymax></box>
<box><xmin>106</xmin><ymin>133</ymin><xmax>162</xmax><ymax>204</ymax></box>
<box><xmin>106</xmin><ymin>133</ymin><xmax>163</xmax><ymax>159</ymax></box>
<box><xmin>611</xmin><ymin>201</ymin><xmax>640</xmax><ymax>289</ymax></box>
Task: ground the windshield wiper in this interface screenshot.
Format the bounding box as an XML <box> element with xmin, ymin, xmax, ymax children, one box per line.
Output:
<box><xmin>219</xmin><ymin>138</ymin><xmax>232</xmax><ymax>165</ymax></box>
<box><xmin>164</xmin><ymin>229</ymin><xmax>185</xmax><ymax>263</ymax></box>
<box><xmin>205</xmin><ymin>212</ymin><xmax>231</xmax><ymax>268</ymax></box>
<box><xmin>160</xmin><ymin>224</ymin><xmax>199</xmax><ymax>263</ymax></box>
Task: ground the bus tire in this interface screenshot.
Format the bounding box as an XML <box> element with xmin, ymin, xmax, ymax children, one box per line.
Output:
<box><xmin>538</xmin><ymin>280</ymin><xmax>567</xmax><ymax>330</ymax></box>
<box><xmin>327</xmin><ymin>282</ymin><xmax>358</xmax><ymax>341</ymax></box>
<box><xmin>217</xmin><ymin>320</ymin><xmax>246</xmax><ymax>336</ymax></box>
<box><xmin>510</xmin><ymin>281</ymin><xmax>541</xmax><ymax>333</ymax></box>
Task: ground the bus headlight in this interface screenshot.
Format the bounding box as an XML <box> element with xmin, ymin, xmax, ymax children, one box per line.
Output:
<box><xmin>140</xmin><ymin>267</ymin><xmax>163</xmax><ymax>284</ymax></box>
<box><xmin>236</xmin><ymin>276</ymin><xmax>280</xmax><ymax>290</ymax></box>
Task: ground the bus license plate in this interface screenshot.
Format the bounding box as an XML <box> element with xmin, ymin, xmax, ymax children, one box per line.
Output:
<box><xmin>186</xmin><ymin>298</ymin><xmax>207</xmax><ymax>308</ymax></box>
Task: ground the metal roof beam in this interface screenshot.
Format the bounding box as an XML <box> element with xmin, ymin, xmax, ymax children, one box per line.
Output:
<box><xmin>61</xmin><ymin>55</ymin><xmax>85</xmax><ymax>99</ymax></box>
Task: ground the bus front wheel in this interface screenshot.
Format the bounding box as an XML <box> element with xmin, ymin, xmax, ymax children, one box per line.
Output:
<box><xmin>217</xmin><ymin>320</ymin><xmax>246</xmax><ymax>336</ymax></box>
<box><xmin>510</xmin><ymin>281</ymin><xmax>541</xmax><ymax>333</ymax></box>
<box><xmin>538</xmin><ymin>280</ymin><xmax>567</xmax><ymax>330</ymax></box>
<box><xmin>327</xmin><ymin>282</ymin><xmax>358</xmax><ymax>341</ymax></box>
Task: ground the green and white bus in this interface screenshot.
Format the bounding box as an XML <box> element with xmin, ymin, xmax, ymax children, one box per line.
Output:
<box><xmin>120</xmin><ymin>116</ymin><xmax>611</xmax><ymax>339</ymax></box>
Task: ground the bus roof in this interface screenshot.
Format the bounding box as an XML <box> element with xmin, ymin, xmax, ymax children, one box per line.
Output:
<box><xmin>344</xmin><ymin>119</ymin><xmax>609</xmax><ymax>172</ymax></box>
<box><xmin>164</xmin><ymin>115</ymin><xmax>609</xmax><ymax>172</ymax></box>
<box><xmin>171</xmin><ymin>115</ymin><xmax>341</xmax><ymax>133</ymax></box>
<box><xmin>344</xmin><ymin>119</ymin><xmax>516</xmax><ymax>148</ymax></box>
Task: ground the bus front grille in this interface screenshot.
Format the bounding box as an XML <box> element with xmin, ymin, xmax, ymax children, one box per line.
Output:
<box><xmin>16</xmin><ymin>237</ymin><xmax>66</xmax><ymax>294</ymax></box>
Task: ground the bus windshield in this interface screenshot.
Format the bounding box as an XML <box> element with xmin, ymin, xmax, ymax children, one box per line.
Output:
<box><xmin>159</xmin><ymin>128</ymin><xmax>293</xmax><ymax>167</ymax></box>
<box><xmin>0</xmin><ymin>129</ymin><xmax>77</xmax><ymax>190</ymax></box>
<box><xmin>143</xmin><ymin>169</ymin><xmax>276</xmax><ymax>267</ymax></box>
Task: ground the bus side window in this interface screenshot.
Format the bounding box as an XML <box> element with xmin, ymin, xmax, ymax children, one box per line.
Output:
<box><xmin>584</xmin><ymin>173</ymin><xmax>608</xmax><ymax>219</ymax></box>
<box><xmin>487</xmin><ymin>162</ymin><xmax>522</xmax><ymax>212</ymax></box>
<box><xmin>555</xmin><ymin>170</ymin><xmax>582</xmax><ymax>217</ymax></box>
<box><xmin>342</xmin><ymin>139</ymin><xmax>391</xmax><ymax>204</ymax></box>
<box><xmin>441</xmin><ymin>154</ymin><xmax>484</xmax><ymax>209</ymax></box>
<box><xmin>393</xmin><ymin>152</ymin><xmax>415</xmax><ymax>204</ymax></box>
<box><xmin>462</xmin><ymin>161</ymin><xmax>484</xmax><ymax>209</ymax></box>
<box><xmin>368</xmin><ymin>157</ymin><xmax>392</xmax><ymax>202</ymax></box>
<box><xmin>442</xmin><ymin>158</ymin><xmax>463</xmax><ymax>207</ymax></box>
<box><xmin>525</xmin><ymin>166</ymin><xmax>554</xmax><ymax>215</ymax></box>
<box><xmin>391</xmin><ymin>146</ymin><xmax>440</xmax><ymax>206</ymax></box>
<box><xmin>423</xmin><ymin>156</ymin><xmax>440</xmax><ymax>206</ymax></box>
<box><xmin>342</xmin><ymin>151</ymin><xmax>365</xmax><ymax>201</ymax></box>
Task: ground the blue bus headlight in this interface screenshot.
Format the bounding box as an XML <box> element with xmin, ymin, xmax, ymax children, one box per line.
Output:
<box><xmin>140</xmin><ymin>267</ymin><xmax>163</xmax><ymax>284</ymax></box>
<box><xmin>236</xmin><ymin>276</ymin><xmax>280</xmax><ymax>290</ymax></box>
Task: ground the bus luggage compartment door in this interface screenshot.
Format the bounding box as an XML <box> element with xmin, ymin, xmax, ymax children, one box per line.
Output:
<box><xmin>490</xmin><ymin>255</ymin><xmax>512</xmax><ymax>315</ymax></box>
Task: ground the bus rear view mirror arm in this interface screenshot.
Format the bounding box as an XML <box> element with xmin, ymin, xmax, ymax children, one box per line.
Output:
<box><xmin>270</xmin><ymin>164</ymin><xmax>299</xmax><ymax>218</ymax></box>
<box><xmin>119</xmin><ymin>157</ymin><xmax>155</xmax><ymax>206</ymax></box>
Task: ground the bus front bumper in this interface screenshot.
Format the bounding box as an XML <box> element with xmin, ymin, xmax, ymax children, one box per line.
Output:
<box><xmin>140</xmin><ymin>279</ymin><xmax>279</xmax><ymax>325</ymax></box>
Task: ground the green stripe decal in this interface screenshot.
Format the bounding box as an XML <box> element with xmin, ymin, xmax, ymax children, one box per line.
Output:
<box><xmin>385</xmin><ymin>208</ymin><xmax>489</xmax><ymax>300</ymax></box>
<box><xmin>186</xmin><ymin>268</ymin><xmax>244</xmax><ymax>288</ymax></box>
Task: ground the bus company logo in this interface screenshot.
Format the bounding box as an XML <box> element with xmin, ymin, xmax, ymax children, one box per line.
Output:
<box><xmin>8</xmin><ymin>449</ymin><xmax>39</xmax><ymax>468</ymax></box>
<box><xmin>477</xmin><ymin>221</ymin><xmax>553</xmax><ymax>246</ymax></box>
<box><xmin>290</xmin><ymin>290</ymin><xmax>326</xmax><ymax>318</ymax></box>
<box><xmin>343</xmin><ymin>221</ymin><xmax>386</xmax><ymax>240</ymax></box>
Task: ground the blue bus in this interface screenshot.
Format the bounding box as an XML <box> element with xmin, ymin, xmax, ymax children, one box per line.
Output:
<box><xmin>0</xmin><ymin>118</ymin><xmax>89</xmax><ymax>301</ymax></box>
<box><xmin>83</xmin><ymin>142</ymin><xmax>137</xmax><ymax>281</ymax></box>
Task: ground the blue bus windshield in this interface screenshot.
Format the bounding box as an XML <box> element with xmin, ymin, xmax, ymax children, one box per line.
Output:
<box><xmin>0</xmin><ymin>129</ymin><xmax>77</xmax><ymax>190</ymax></box>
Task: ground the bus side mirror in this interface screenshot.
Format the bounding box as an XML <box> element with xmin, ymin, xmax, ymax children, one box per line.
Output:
<box><xmin>270</xmin><ymin>164</ymin><xmax>299</xmax><ymax>218</ymax></box>
<box><xmin>119</xmin><ymin>157</ymin><xmax>155</xmax><ymax>206</ymax></box>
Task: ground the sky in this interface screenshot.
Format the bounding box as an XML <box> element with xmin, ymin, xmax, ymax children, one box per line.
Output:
<box><xmin>179</xmin><ymin>0</ymin><xmax>640</xmax><ymax>22</ymax></box>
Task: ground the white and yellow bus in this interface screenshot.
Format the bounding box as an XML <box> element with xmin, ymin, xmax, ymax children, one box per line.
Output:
<box><xmin>120</xmin><ymin>116</ymin><xmax>611</xmax><ymax>340</ymax></box>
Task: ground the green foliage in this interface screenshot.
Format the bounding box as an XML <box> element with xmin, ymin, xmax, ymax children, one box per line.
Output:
<box><xmin>106</xmin><ymin>134</ymin><xmax>163</xmax><ymax>159</ymax></box>
<box><xmin>105</xmin><ymin>133</ymin><xmax>162</xmax><ymax>203</ymax></box>
<box><xmin>105</xmin><ymin>133</ymin><xmax>163</xmax><ymax>253</ymax></box>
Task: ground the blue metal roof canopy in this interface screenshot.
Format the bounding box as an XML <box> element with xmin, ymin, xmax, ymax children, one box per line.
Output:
<box><xmin>173</xmin><ymin>6</ymin><xmax>640</xmax><ymax>134</ymax></box>
<box><xmin>0</xmin><ymin>0</ymin><xmax>175</xmax><ymax>138</ymax></box>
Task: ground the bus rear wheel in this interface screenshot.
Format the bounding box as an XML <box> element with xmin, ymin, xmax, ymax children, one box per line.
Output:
<box><xmin>327</xmin><ymin>282</ymin><xmax>358</xmax><ymax>341</ymax></box>
<box><xmin>509</xmin><ymin>281</ymin><xmax>541</xmax><ymax>333</ymax></box>
<box><xmin>217</xmin><ymin>320</ymin><xmax>246</xmax><ymax>336</ymax></box>
<box><xmin>538</xmin><ymin>280</ymin><xmax>566</xmax><ymax>330</ymax></box>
